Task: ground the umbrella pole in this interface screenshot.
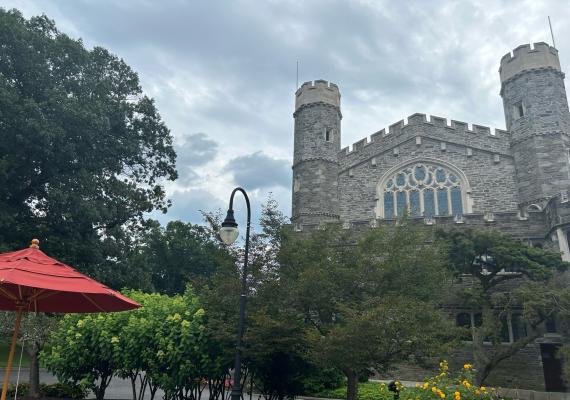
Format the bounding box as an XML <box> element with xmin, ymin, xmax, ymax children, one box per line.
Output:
<box><xmin>1</xmin><ymin>308</ymin><xmax>23</xmax><ymax>400</ymax></box>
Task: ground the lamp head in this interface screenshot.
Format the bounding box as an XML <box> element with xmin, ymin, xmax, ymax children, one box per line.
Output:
<box><xmin>220</xmin><ymin>209</ymin><xmax>239</xmax><ymax>245</ymax></box>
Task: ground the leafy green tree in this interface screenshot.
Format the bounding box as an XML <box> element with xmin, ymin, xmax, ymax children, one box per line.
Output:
<box><xmin>438</xmin><ymin>228</ymin><xmax>569</xmax><ymax>385</ymax></box>
<box><xmin>42</xmin><ymin>289</ymin><xmax>229</xmax><ymax>400</ymax></box>
<box><xmin>123</xmin><ymin>220</ymin><xmax>231</xmax><ymax>295</ymax></box>
<box><xmin>278</xmin><ymin>222</ymin><xmax>457</xmax><ymax>400</ymax></box>
<box><xmin>203</xmin><ymin>197</ymin><xmax>323</xmax><ymax>400</ymax></box>
<box><xmin>42</xmin><ymin>311</ymin><xmax>128</xmax><ymax>400</ymax></box>
<box><xmin>0</xmin><ymin>8</ymin><xmax>177</xmax><ymax>278</ymax></box>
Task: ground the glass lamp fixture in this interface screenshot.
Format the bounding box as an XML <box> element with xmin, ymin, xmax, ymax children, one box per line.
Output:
<box><xmin>220</xmin><ymin>209</ymin><xmax>239</xmax><ymax>245</ymax></box>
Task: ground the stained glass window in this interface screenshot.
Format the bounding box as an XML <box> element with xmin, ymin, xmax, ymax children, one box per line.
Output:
<box><xmin>396</xmin><ymin>191</ymin><xmax>407</xmax><ymax>216</ymax></box>
<box><xmin>451</xmin><ymin>187</ymin><xmax>463</xmax><ymax>216</ymax></box>
<box><xmin>380</xmin><ymin>162</ymin><xmax>465</xmax><ymax>218</ymax></box>
<box><xmin>424</xmin><ymin>189</ymin><xmax>435</xmax><ymax>217</ymax></box>
<box><xmin>409</xmin><ymin>191</ymin><xmax>421</xmax><ymax>217</ymax></box>
<box><xmin>437</xmin><ymin>188</ymin><xmax>448</xmax><ymax>215</ymax></box>
<box><xmin>384</xmin><ymin>192</ymin><xmax>394</xmax><ymax>218</ymax></box>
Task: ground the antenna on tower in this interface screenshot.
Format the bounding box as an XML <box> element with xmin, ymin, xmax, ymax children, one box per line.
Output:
<box><xmin>548</xmin><ymin>16</ymin><xmax>557</xmax><ymax>49</ymax></box>
<box><xmin>296</xmin><ymin>60</ymin><xmax>299</xmax><ymax>90</ymax></box>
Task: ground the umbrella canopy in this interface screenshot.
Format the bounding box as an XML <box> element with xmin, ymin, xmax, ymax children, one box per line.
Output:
<box><xmin>0</xmin><ymin>240</ymin><xmax>140</xmax><ymax>400</ymax></box>
<box><xmin>0</xmin><ymin>243</ymin><xmax>139</xmax><ymax>313</ymax></box>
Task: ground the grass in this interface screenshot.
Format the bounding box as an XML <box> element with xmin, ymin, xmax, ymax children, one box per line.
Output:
<box><xmin>0</xmin><ymin>338</ymin><xmax>31</xmax><ymax>368</ymax></box>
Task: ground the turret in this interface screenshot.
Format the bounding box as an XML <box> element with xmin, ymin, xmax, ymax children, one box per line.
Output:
<box><xmin>500</xmin><ymin>42</ymin><xmax>570</xmax><ymax>208</ymax></box>
<box><xmin>291</xmin><ymin>80</ymin><xmax>342</xmax><ymax>226</ymax></box>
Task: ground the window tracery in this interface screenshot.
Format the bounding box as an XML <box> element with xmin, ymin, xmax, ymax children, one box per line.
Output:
<box><xmin>380</xmin><ymin>162</ymin><xmax>465</xmax><ymax>218</ymax></box>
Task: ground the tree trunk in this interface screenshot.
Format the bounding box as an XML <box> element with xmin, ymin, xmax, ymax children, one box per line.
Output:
<box><xmin>27</xmin><ymin>345</ymin><xmax>41</xmax><ymax>399</ymax></box>
<box><xmin>94</xmin><ymin>375</ymin><xmax>112</xmax><ymax>400</ymax></box>
<box><xmin>346</xmin><ymin>370</ymin><xmax>358</xmax><ymax>400</ymax></box>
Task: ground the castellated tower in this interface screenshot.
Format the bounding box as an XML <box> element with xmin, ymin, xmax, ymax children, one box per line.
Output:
<box><xmin>291</xmin><ymin>80</ymin><xmax>341</xmax><ymax>226</ymax></box>
<box><xmin>500</xmin><ymin>42</ymin><xmax>570</xmax><ymax>207</ymax></box>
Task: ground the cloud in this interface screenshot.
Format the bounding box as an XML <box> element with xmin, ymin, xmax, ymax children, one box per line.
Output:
<box><xmin>224</xmin><ymin>151</ymin><xmax>291</xmax><ymax>191</ymax></box>
<box><xmin>157</xmin><ymin>189</ymin><xmax>225</xmax><ymax>225</ymax></box>
<box><xmin>176</xmin><ymin>133</ymin><xmax>218</xmax><ymax>167</ymax></box>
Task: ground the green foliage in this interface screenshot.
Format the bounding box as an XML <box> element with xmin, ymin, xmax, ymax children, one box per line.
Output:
<box><xmin>42</xmin><ymin>288</ymin><xmax>230</xmax><ymax>400</ymax></box>
<box><xmin>278</xmin><ymin>220</ymin><xmax>457</xmax><ymax>400</ymax></box>
<box><xmin>0</xmin><ymin>8</ymin><xmax>177</xmax><ymax>283</ymax></box>
<box><xmin>438</xmin><ymin>228</ymin><xmax>569</xmax><ymax>384</ymax></box>
<box><xmin>312</xmin><ymin>382</ymin><xmax>392</xmax><ymax>400</ymax></box>
<box><xmin>312</xmin><ymin>363</ymin><xmax>501</xmax><ymax>400</ymax></box>
<box><xmin>123</xmin><ymin>220</ymin><xmax>232</xmax><ymax>294</ymax></box>
<box><xmin>6</xmin><ymin>382</ymin><xmax>87</xmax><ymax>399</ymax></box>
<box><xmin>301</xmin><ymin>367</ymin><xmax>344</xmax><ymax>395</ymax></box>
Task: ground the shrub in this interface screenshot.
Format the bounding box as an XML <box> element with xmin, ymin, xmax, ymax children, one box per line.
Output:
<box><xmin>6</xmin><ymin>383</ymin><xmax>29</xmax><ymax>399</ymax></box>
<box><xmin>5</xmin><ymin>382</ymin><xmax>87</xmax><ymax>399</ymax></box>
<box><xmin>310</xmin><ymin>362</ymin><xmax>501</xmax><ymax>400</ymax></box>
<box><xmin>402</xmin><ymin>361</ymin><xmax>500</xmax><ymax>400</ymax></box>
<box><xmin>40</xmin><ymin>382</ymin><xmax>88</xmax><ymax>399</ymax></box>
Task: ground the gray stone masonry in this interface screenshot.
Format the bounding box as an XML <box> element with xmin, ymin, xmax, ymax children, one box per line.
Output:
<box><xmin>501</xmin><ymin>43</ymin><xmax>570</xmax><ymax>206</ymax></box>
<box><xmin>292</xmin><ymin>80</ymin><xmax>342</xmax><ymax>224</ymax></box>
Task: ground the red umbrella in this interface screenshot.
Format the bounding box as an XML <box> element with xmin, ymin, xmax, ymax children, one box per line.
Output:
<box><xmin>0</xmin><ymin>239</ymin><xmax>140</xmax><ymax>400</ymax></box>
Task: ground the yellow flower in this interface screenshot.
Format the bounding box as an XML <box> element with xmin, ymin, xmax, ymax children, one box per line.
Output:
<box><xmin>432</xmin><ymin>387</ymin><xmax>438</xmax><ymax>393</ymax></box>
<box><xmin>454</xmin><ymin>391</ymin><xmax>461</xmax><ymax>400</ymax></box>
<box><xmin>463</xmin><ymin>363</ymin><xmax>473</xmax><ymax>370</ymax></box>
<box><xmin>437</xmin><ymin>390</ymin><xmax>446</xmax><ymax>399</ymax></box>
<box><xmin>480</xmin><ymin>387</ymin><xmax>486</xmax><ymax>392</ymax></box>
<box><xmin>461</xmin><ymin>381</ymin><xmax>472</xmax><ymax>389</ymax></box>
<box><xmin>422</xmin><ymin>383</ymin><xmax>429</xmax><ymax>390</ymax></box>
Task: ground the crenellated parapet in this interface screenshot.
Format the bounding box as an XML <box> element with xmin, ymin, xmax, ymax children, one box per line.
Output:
<box><xmin>338</xmin><ymin>113</ymin><xmax>510</xmax><ymax>167</ymax></box>
<box><xmin>295</xmin><ymin>80</ymin><xmax>341</xmax><ymax>111</ymax></box>
<box><xmin>499</xmin><ymin>42</ymin><xmax>561</xmax><ymax>83</ymax></box>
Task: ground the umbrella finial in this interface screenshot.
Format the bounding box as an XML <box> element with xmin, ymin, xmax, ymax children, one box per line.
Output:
<box><xmin>30</xmin><ymin>239</ymin><xmax>40</xmax><ymax>249</ymax></box>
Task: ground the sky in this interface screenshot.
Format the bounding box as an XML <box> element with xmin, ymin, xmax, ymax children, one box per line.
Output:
<box><xmin>4</xmin><ymin>0</ymin><xmax>570</xmax><ymax>229</ymax></box>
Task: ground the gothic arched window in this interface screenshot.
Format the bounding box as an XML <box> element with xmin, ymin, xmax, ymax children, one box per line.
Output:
<box><xmin>378</xmin><ymin>162</ymin><xmax>469</xmax><ymax>219</ymax></box>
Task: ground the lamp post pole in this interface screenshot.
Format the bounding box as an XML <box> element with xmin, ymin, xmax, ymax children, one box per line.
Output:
<box><xmin>219</xmin><ymin>187</ymin><xmax>251</xmax><ymax>400</ymax></box>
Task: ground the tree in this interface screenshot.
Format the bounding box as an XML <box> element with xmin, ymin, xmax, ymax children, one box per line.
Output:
<box><xmin>438</xmin><ymin>228</ymin><xmax>569</xmax><ymax>385</ymax></box>
<box><xmin>0</xmin><ymin>312</ymin><xmax>59</xmax><ymax>398</ymax></box>
<box><xmin>0</xmin><ymin>8</ymin><xmax>177</xmax><ymax>392</ymax></box>
<box><xmin>123</xmin><ymin>220</ymin><xmax>232</xmax><ymax>295</ymax></box>
<box><xmin>0</xmin><ymin>8</ymin><xmax>177</xmax><ymax>277</ymax></box>
<box><xmin>278</xmin><ymin>221</ymin><xmax>457</xmax><ymax>400</ymax></box>
<box><xmin>42</xmin><ymin>288</ymin><xmax>225</xmax><ymax>400</ymax></box>
<box><xmin>203</xmin><ymin>197</ymin><xmax>325</xmax><ymax>400</ymax></box>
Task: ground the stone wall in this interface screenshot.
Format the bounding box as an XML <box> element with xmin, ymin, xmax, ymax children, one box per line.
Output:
<box><xmin>336</xmin><ymin>115</ymin><xmax>518</xmax><ymax>222</ymax></box>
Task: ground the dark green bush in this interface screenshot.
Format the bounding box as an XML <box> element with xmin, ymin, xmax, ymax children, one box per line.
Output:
<box><xmin>41</xmin><ymin>382</ymin><xmax>88</xmax><ymax>399</ymax></box>
<box><xmin>6</xmin><ymin>382</ymin><xmax>29</xmax><ymax>398</ymax></box>
<box><xmin>5</xmin><ymin>382</ymin><xmax>87</xmax><ymax>399</ymax></box>
<box><xmin>302</xmin><ymin>367</ymin><xmax>344</xmax><ymax>394</ymax></box>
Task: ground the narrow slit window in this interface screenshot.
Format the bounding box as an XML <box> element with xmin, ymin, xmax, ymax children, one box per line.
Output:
<box><xmin>325</xmin><ymin>128</ymin><xmax>334</xmax><ymax>142</ymax></box>
<box><xmin>514</xmin><ymin>102</ymin><xmax>525</xmax><ymax>119</ymax></box>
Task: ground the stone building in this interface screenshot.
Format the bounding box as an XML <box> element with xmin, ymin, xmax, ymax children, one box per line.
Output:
<box><xmin>291</xmin><ymin>43</ymin><xmax>570</xmax><ymax>391</ymax></box>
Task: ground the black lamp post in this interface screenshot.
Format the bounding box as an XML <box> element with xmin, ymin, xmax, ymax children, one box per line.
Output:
<box><xmin>219</xmin><ymin>187</ymin><xmax>251</xmax><ymax>400</ymax></box>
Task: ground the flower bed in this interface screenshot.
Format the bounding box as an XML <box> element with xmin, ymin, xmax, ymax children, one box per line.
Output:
<box><xmin>311</xmin><ymin>362</ymin><xmax>503</xmax><ymax>400</ymax></box>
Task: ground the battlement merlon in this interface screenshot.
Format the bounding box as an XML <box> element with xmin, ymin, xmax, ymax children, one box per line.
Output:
<box><xmin>295</xmin><ymin>80</ymin><xmax>341</xmax><ymax>111</ymax></box>
<box><xmin>339</xmin><ymin>113</ymin><xmax>509</xmax><ymax>157</ymax></box>
<box><xmin>499</xmin><ymin>42</ymin><xmax>561</xmax><ymax>82</ymax></box>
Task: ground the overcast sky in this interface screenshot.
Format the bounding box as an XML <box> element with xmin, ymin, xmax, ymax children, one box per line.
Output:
<box><xmin>5</xmin><ymin>0</ymin><xmax>570</xmax><ymax>228</ymax></box>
